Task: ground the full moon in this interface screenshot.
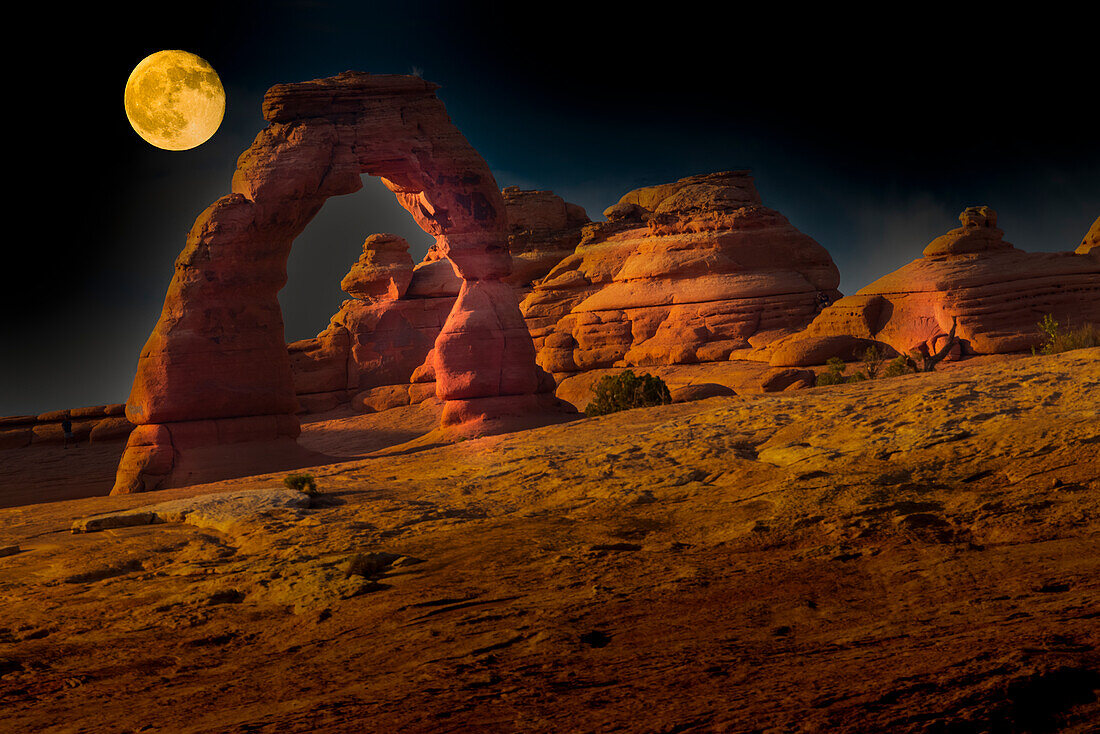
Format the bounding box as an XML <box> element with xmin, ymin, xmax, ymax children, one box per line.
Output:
<box><xmin>125</xmin><ymin>50</ymin><xmax>225</xmax><ymax>151</ymax></box>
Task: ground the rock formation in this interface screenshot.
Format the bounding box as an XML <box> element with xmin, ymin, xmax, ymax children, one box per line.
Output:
<box><xmin>770</xmin><ymin>207</ymin><xmax>1100</xmax><ymax>365</ymax></box>
<box><xmin>288</xmin><ymin>233</ymin><xmax>455</xmax><ymax>414</ymax></box>
<box><xmin>500</xmin><ymin>186</ymin><xmax>591</xmax><ymax>291</ymax></box>
<box><xmin>288</xmin><ymin>187</ymin><xmax>589</xmax><ymax>415</ymax></box>
<box><xmin>114</xmin><ymin>73</ymin><xmax>558</xmax><ymax>494</ymax></box>
<box><xmin>519</xmin><ymin>171</ymin><xmax>842</xmax><ymax>379</ymax></box>
<box><xmin>339</xmin><ymin>233</ymin><xmax>414</xmax><ymax>301</ymax></box>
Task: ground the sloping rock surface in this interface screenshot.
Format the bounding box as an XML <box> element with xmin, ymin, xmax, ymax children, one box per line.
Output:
<box><xmin>3</xmin><ymin>349</ymin><xmax>1098</xmax><ymax>732</ymax></box>
<box><xmin>72</xmin><ymin>488</ymin><xmax>311</xmax><ymax>534</ymax></box>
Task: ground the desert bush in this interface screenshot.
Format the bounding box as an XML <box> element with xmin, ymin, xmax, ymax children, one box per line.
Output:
<box><xmin>883</xmin><ymin>355</ymin><xmax>916</xmax><ymax>378</ymax></box>
<box><xmin>1035</xmin><ymin>314</ymin><xmax>1100</xmax><ymax>355</ymax></box>
<box><xmin>860</xmin><ymin>345</ymin><xmax>887</xmax><ymax>379</ymax></box>
<box><xmin>586</xmin><ymin>370</ymin><xmax>672</xmax><ymax>416</ymax></box>
<box><xmin>817</xmin><ymin>356</ymin><xmax>878</xmax><ymax>386</ymax></box>
<box><xmin>816</xmin><ymin>357</ymin><xmax>849</xmax><ymax>385</ymax></box>
<box><xmin>283</xmin><ymin>473</ymin><xmax>317</xmax><ymax>495</ymax></box>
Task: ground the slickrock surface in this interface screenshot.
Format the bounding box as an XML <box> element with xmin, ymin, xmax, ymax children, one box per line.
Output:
<box><xmin>520</xmin><ymin>171</ymin><xmax>842</xmax><ymax>380</ymax></box>
<box><xmin>71</xmin><ymin>488</ymin><xmax>312</xmax><ymax>534</ymax></box>
<box><xmin>116</xmin><ymin>72</ymin><xmax>555</xmax><ymax>495</ymax></box>
<box><xmin>3</xmin><ymin>349</ymin><xmax>1098</xmax><ymax>732</ymax></box>
<box><xmin>771</xmin><ymin>207</ymin><xmax>1100</xmax><ymax>366</ymax></box>
<box><xmin>0</xmin><ymin>401</ymin><xmax>445</xmax><ymax>510</ymax></box>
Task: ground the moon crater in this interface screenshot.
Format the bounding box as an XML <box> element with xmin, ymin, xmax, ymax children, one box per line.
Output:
<box><xmin>125</xmin><ymin>50</ymin><xmax>225</xmax><ymax>151</ymax></box>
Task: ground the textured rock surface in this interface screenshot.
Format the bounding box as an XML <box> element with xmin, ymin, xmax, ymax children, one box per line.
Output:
<box><xmin>520</xmin><ymin>171</ymin><xmax>841</xmax><ymax>378</ymax></box>
<box><xmin>771</xmin><ymin>207</ymin><xmax>1100</xmax><ymax>364</ymax></box>
<box><xmin>72</xmin><ymin>488</ymin><xmax>311</xmax><ymax>534</ymax></box>
<box><xmin>3</xmin><ymin>349</ymin><xmax>1099</xmax><ymax>732</ymax></box>
<box><xmin>116</xmin><ymin>72</ymin><xmax>552</xmax><ymax>493</ymax></box>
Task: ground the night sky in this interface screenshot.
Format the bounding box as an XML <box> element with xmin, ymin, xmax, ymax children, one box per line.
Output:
<box><xmin>5</xmin><ymin>2</ymin><xmax>1096</xmax><ymax>416</ymax></box>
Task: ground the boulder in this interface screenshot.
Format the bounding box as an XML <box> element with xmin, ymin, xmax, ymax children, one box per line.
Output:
<box><xmin>761</xmin><ymin>368</ymin><xmax>817</xmax><ymax>392</ymax></box>
<box><xmin>768</xmin><ymin>335</ymin><xmax>882</xmax><ymax>368</ymax></box>
<box><xmin>339</xmin><ymin>233</ymin><xmax>414</xmax><ymax>301</ymax></box>
<box><xmin>669</xmin><ymin>383</ymin><xmax>737</xmax><ymax>403</ymax></box>
<box><xmin>353</xmin><ymin>384</ymin><xmax>412</xmax><ymax>413</ymax></box>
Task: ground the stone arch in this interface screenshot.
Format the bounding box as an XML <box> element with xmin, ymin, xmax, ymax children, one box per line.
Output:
<box><xmin>113</xmin><ymin>73</ymin><xmax>550</xmax><ymax>494</ymax></box>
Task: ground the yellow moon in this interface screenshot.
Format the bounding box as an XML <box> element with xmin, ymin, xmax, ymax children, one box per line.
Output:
<box><xmin>125</xmin><ymin>50</ymin><xmax>225</xmax><ymax>151</ymax></box>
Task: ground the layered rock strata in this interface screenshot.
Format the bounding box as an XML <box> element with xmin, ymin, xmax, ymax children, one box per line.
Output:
<box><xmin>0</xmin><ymin>405</ymin><xmax>133</xmax><ymax>450</ymax></box>
<box><xmin>519</xmin><ymin>171</ymin><xmax>842</xmax><ymax>378</ymax></box>
<box><xmin>115</xmin><ymin>72</ymin><xmax>553</xmax><ymax>494</ymax></box>
<box><xmin>770</xmin><ymin>207</ymin><xmax>1100</xmax><ymax>365</ymax></box>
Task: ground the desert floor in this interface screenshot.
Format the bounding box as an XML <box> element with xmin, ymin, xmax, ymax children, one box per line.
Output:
<box><xmin>1</xmin><ymin>349</ymin><xmax>1098</xmax><ymax>732</ymax></box>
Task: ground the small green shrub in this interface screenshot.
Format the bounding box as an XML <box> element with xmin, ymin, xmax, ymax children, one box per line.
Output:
<box><xmin>860</xmin><ymin>345</ymin><xmax>887</xmax><ymax>379</ymax></box>
<box><xmin>284</xmin><ymin>473</ymin><xmax>317</xmax><ymax>495</ymax></box>
<box><xmin>817</xmin><ymin>355</ymin><xmax>878</xmax><ymax>386</ymax></box>
<box><xmin>586</xmin><ymin>370</ymin><xmax>672</xmax><ymax>416</ymax></box>
<box><xmin>1035</xmin><ymin>314</ymin><xmax>1100</xmax><ymax>355</ymax></box>
<box><xmin>816</xmin><ymin>357</ymin><xmax>848</xmax><ymax>386</ymax></box>
<box><xmin>883</xmin><ymin>355</ymin><xmax>916</xmax><ymax>378</ymax></box>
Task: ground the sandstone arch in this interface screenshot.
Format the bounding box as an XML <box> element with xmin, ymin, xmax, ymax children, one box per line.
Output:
<box><xmin>113</xmin><ymin>73</ymin><xmax>553</xmax><ymax>494</ymax></box>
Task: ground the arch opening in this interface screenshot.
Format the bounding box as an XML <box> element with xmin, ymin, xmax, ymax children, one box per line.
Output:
<box><xmin>281</xmin><ymin>173</ymin><xmax>435</xmax><ymax>344</ymax></box>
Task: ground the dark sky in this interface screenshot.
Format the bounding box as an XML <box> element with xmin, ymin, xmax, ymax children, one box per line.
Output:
<box><xmin>4</xmin><ymin>2</ymin><xmax>1097</xmax><ymax>416</ymax></box>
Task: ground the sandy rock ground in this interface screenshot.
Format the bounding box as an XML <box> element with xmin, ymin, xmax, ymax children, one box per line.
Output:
<box><xmin>1</xmin><ymin>349</ymin><xmax>1098</xmax><ymax>732</ymax></box>
<box><xmin>0</xmin><ymin>401</ymin><xmax>443</xmax><ymax>510</ymax></box>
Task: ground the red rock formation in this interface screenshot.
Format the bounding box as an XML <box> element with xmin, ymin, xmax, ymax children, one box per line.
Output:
<box><xmin>287</xmin><ymin>187</ymin><xmax>589</xmax><ymax>416</ymax></box>
<box><xmin>391</xmin><ymin>187</ymin><xmax>590</xmax><ymax>299</ymax></box>
<box><xmin>500</xmin><ymin>187</ymin><xmax>590</xmax><ymax>291</ymax></box>
<box><xmin>287</xmin><ymin>233</ymin><xmax>457</xmax><ymax>414</ymax></box>
<box><xmin>340</xmin><ymin>233</ymin><xmax>414</xmax><ymax>301</ymax></box>
<box><xmin>520</xmin><ymin>171</ymin><xmax>841</xmax><ymax>378</ymax></box>
<box><xmin>770</xmin><ymin>207</ymin><xmax>1100</xmax><ymax>365</ymax></box>
<box><xmin>115</xmin><ymin>72</ymin><xmax>556</xmax><ymax>494</ymax></box>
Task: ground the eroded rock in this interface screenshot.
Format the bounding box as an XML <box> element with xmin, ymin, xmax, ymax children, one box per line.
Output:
<box><xmin>520</xmin><ymin>171</ymin><xmax>841</xmax><ymax>378</ymax></box>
